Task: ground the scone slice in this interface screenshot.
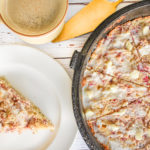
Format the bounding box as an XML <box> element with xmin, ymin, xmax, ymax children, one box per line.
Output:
<box><xmin>130</xmin><ymin>16</ymin><xmax>150</xmax><ymax>62</ymax></box>
<box><xmin>94</xmin><ymin>48</ymin><xmax>139</xmax><ymax>76</ymax></box>
<box><xmin>87</xmin><ymin>47</ymin><xmax>150</xmax><ymax>87</ymax></box>
<box><xmin>130</xmin><ymin>16</ymin><xmax>150</xmax><ymax>46</ymax></box>
<box><xmin>82</xmin><ymin>71</ymin><xmax>113</xmax><ymax>108</ymax></box>
<box><xmin>82</xmin><ymin>73</ymin><xmax>150</xmax><ymax>120</ymax></box>
<box><xmin>97</xmin><ymin>20</ymin><xmax>135</xmax><ymax>51</ymax></box>
<box><xmin>86</xmin><ymin>21</ymin><xmax>140</xmax><ymax>71</ymax></box>
<box><xmin>88</xmin><ymin>99</ymin><xmax>150</xmax><ymax>150</ymax></box>
<box><xmin>0</xmin><ymin>77</ymin><xmax>54</xmax><ymax>133</ymax></box>
<box><xmin>135</xmin><ymin>39</ymin><xmax>150</xmax><ymax>74</ymax></box>
<box><xmin>137</xmin><ymin>39</ymin><xmax>150</xmax><ymax>63</ymax></box>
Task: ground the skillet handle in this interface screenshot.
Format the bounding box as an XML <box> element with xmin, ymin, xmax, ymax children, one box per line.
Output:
<box><xmin>70</xmin><ymin>50</ymin><xmax>81</xmax><ymax>69</ymax></box>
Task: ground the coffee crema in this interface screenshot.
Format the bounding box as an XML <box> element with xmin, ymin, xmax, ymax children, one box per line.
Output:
<box><xmin>2</xmin><ymin>0</ymin><xmax>66</xmax><ymax>35</ymax></box>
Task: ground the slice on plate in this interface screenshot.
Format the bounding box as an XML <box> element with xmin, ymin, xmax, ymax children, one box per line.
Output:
<box><xmin>0</xmin><ymin>77</ymin><xmax>54</xmax><ymax>133</ymax></box>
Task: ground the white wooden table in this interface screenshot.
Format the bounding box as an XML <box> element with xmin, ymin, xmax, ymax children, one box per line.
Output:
<box><xmin>0</xmin><ymin>0</ymin><xmax>141</xmax><ymax>149</ymax></box>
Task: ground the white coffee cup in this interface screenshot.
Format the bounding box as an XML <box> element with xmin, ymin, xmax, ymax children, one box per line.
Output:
<box><xmin>0</xmin><ymin>0</ymin><xmax>68</xmax><ymax>44</ymax></box>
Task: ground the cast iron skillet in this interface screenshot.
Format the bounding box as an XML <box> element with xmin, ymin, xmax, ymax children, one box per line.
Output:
<box><xmin>70</xmin><ymin>0</ymin><xmax>150</xmax><ymax>150</ymax></box>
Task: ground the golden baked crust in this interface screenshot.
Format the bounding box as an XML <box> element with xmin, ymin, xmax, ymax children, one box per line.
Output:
<box><xmin>0</xmin><ymin>77</ymin><xmax>54</xmax><ymax>133</ymax></box>
<box><xmin>82</xmin><ymin>16</ymin><xmax>150</xmax><ymax>150</ymax></box>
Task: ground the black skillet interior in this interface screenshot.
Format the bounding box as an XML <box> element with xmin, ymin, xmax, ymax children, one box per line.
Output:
<box><xmin>71</xmin><ymin>1</ymin><xmax>150</xmax><ymax>150</ymax></box>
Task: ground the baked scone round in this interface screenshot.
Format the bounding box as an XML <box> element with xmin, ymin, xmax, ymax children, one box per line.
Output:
<box><xmin>82</xmin><ymin>16</ymin><xmax>150</xmax><ymax>150</ymax></box>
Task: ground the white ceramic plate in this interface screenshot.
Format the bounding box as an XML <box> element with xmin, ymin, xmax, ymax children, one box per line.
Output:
<box><xmin>0</xmin><ymin>44</ymin><xmax>77</xmax><ymax>150</ymax></box>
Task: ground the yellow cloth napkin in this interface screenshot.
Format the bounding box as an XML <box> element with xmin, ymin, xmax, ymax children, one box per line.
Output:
<box><xmin>53</xmin><ymin>0</ymin><xmax>123</xmax><ymax>43</ymax></box>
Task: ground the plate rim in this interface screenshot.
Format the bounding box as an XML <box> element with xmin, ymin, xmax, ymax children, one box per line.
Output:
<box><xmin>0</xmin><ymin>44</ymin><xmax>77</xmax><ymax>150</ymax></box>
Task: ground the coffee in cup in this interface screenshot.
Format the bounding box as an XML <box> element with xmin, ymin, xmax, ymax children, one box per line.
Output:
<box><xmin>0</xmin><ymin>0</ymin><xmax>68</xmax><ymax>44</ymax></box>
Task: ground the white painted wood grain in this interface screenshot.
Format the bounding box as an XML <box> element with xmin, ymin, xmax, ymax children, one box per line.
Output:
<box><xmin>65</xmin><ymin>4</ymin><xmax>85</xmax><ymax>21</ymax></box>
<box><xmin>123</xmin><ymin>0</ymin><xmax>140</xmax><ymax>1</ymax></box>
<box><xmin>69</xmin><ymin>0</ymin><xmax>141</xmax><ymax>3</ymax></box>
<box><xmin>0</xmin><ymin>24</ymin><xmax>90</xmax><ymax>58</ymax></box>
<box><xmin>70</xmin><ymin>131</ymin><xmax>89</xmax><ymax>150</ymax></box>
<box><xmin>69</xmin><ymin>0</ymin><xmax>91</xmax><ymax>3</ymax></box>
<box><xmin>117</xmin><ymin>1</ymin><xmax>132</xmax><ymax>10</ymax></box>
<box><xmin>117</xmin><ymin>0</ymin><xmax>141</xmax><ymax>10</ymax></box>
